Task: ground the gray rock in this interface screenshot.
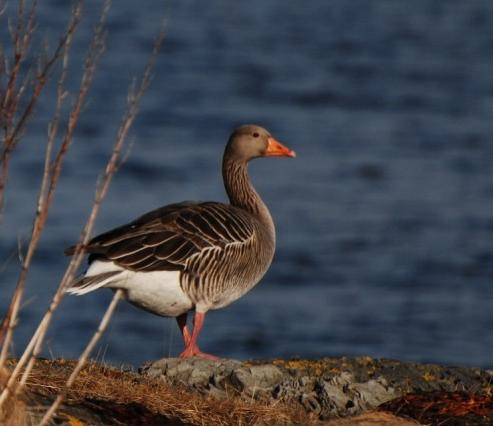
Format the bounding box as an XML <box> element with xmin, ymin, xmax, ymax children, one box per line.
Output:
<box><xmin>317</xmin><ymin>375</ymin><xmax>354</xmax><ymax>418</ymax></box>
<box><xmin>300</xmin><ymin>392</ymin><xmax>321</xmax><ymax>415</ymax></box>
<box><xmin>140</xmin><ymin>356</ymin><xmax>493</xmax><ymax>420</ymax></box>
<box><xmin>352</xmin><ymin>377</ymin><xmax>396</xmax><ymax>408</ymax></box>
<box><xmin>229</xmin><ymin>364</ymin><xmax>284</xmax><ymax>399</ymax></box>
<box><xmin>231</xmin><ymin>365</ymin><xmax>283</xmax><ymax>390</ymax></box>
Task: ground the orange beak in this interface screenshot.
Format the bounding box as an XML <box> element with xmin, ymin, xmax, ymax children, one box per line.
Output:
<box><xmin>265</xmin><ymin>137</ymin><xmax>296</xmax><ymax>158</ymax></box>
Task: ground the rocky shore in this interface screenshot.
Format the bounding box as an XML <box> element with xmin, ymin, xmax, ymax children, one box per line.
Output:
<box><xmin>7</xmin><ymin>356</ymin><xmax>493</xmax><ymax>425</ymax></box>
<box><xmin>142</xmin><ymin>356</ymin><xmax>493</xmax><ymax>423</ymax></box>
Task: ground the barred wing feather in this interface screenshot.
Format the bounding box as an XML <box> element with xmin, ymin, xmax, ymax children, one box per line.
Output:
<box><xmin>66</xmin><ymin>202</ymin><xmax>255</xmax><ymax>273</ymax></box>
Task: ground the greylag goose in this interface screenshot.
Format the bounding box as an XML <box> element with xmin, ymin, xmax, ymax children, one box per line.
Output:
<box><xmin>65</xmin><ymin>124</ymin><xmax>295</xmax><ymax>359</ymax></box>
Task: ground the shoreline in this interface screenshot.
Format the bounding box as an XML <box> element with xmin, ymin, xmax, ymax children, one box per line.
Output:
<box><xmin>5</xmin><ymin>356</ymin><xmax>493</xmax><ymax>425</ymax></box>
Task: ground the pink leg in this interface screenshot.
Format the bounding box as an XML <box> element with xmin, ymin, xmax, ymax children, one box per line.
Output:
<box><xmin>176</xmin><ymin>313</ymin><xmax>191</xmax><ymax>346</ymax></box>
<box><xmin>179</xmin><ymin>311</ymin><xmax>218</xmax><ymax>360</ymax></box>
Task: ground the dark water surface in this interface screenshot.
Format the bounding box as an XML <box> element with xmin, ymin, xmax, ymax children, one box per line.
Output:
<box><xmin>1</xmin><ymin>1</ymin><xmax>493</xmax><ymax>367</ymax></box>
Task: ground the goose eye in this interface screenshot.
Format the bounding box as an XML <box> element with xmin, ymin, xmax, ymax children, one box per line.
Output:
<box><xmin>253</xmin><ymin>132</ymin><xmax>259</xmax><ymax>138</ymax></box>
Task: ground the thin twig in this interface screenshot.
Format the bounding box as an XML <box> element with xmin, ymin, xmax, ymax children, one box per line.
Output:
<box><xmin>37</xmin><ymin>289</ymin><xmax>122</xmax><ymax>426</ymax></box>
<box><xmin>0</xmin><ymin>0</ymin><xmax>27</xmax><ymax>209</ymax></box>
<box><xmin>2</xmin><ymin>0</ymin><xmax>24</xmax><ymax>113</ymax></box>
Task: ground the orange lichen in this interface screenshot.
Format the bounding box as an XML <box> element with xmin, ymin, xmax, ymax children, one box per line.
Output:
<box><xmin>271</xmin><ymin>358</ymin><xmax>328</xmax><ymax>376</ymax></box>
<box><xmin>422</xmin><ymin>372</ymin><xmax>436</xmax><ymax>382</ymax></box>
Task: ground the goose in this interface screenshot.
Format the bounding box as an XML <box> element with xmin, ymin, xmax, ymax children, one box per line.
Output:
<box><xmin>65</xmin><ymin>124</ymin><xmax>296</xmax><ymax>360</ymax></box>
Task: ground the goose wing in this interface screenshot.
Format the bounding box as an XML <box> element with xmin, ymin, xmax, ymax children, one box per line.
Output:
<box><xmin>65</xmin><ymin>201</ymin><xmax>255</xmax><ymax>272</ymax></box>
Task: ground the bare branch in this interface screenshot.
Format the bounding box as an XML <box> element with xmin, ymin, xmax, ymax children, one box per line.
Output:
<box><xmin>2</xmin><ymin>0</ymin><xmax>27</xmax><ymax>125</ymax></box>
<box><xmin>0</xmin><ymin>0</ymin><xmax>81</xmax><ymax>211</ymax></box>
<box><xmin>20</xmin><ymin>0</ymin><xmax>38</xmax><ymax>55</ymax></box>
<box><xmin>45</xmin><ymin>0</ymin><xmax>109</xmax><ymax>211</ymax></box>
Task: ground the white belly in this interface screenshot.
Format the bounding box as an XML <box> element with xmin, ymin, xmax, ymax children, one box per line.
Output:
<box><xmin>85</xmin><ymin>261</ymin><xmax>193</xmax><ymax>317</ymax></box>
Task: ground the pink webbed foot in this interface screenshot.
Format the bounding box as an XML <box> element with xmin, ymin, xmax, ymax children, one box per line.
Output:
<box><xmin>179</xmin><ymin>346</ymin><xmax>219</xmax><ymax>361</ymax></box>
<box><xmin>177</xmin><ymin>311</ymin><xmax>219</xmax><ymax>361</ymax></box>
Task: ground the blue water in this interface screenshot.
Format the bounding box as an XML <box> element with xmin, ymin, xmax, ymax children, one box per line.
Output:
<box><xmin>1</xmin><ymin>1</ymin><xmax>493</xmax><ymax>368</ymax></box>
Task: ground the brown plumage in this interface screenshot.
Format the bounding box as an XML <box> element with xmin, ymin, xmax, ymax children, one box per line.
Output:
<box><xmin>66</xmin><ymin>124</ymin><xmax>295</xmax><ymax>359</ymax></box>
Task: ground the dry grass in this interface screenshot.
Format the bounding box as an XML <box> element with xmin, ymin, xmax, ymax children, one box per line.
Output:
<box><xmin>0</xmin><ymin>368</ymin><xmax>28</xmax><ymax>426</ymax></box>
<box><xmin>19</xmin><ymin>359</ymin><xmax>317</xmax><ymax>425</ymax></box>
<box><xmin>326</xmin><ymin>412</ymin><xmax>419</xmax><ymax>426</ymax></box>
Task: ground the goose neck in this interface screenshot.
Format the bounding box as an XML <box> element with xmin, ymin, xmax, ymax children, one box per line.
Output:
<box><xmin>222</xmin><ymin>159</ymin><xmax>274</xmax><ymax>236</ymax></box>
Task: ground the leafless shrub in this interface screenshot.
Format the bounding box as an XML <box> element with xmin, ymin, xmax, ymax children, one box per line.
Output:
<box><xmin>0</xmin><ymin>0</ymin><xmax>163</xmax><ymax>422</ymax></box>
<box><xmin>0</xmin><ymin>0</ymin><xmax>80</xmax><ymax>355</ymax></box>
